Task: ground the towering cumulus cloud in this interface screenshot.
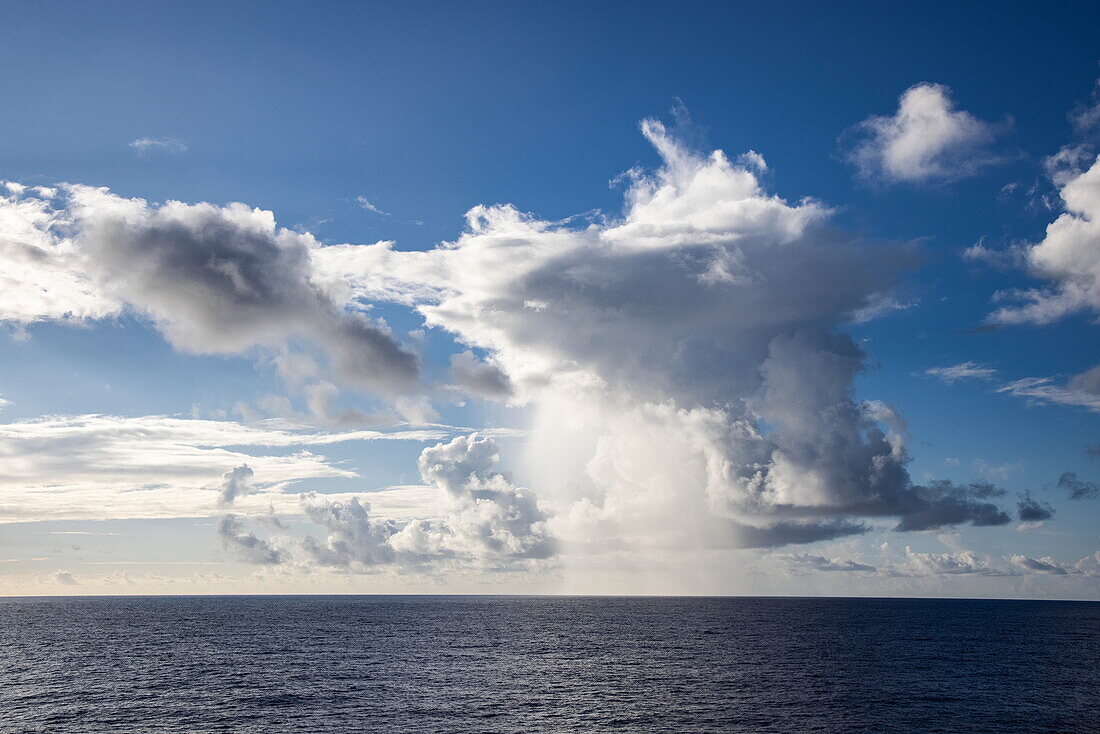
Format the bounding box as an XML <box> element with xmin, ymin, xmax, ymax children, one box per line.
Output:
<box><xmin>314</xmin><ymin>119</ymin><xmax>1010</xmax><ymax>555</ymax></box>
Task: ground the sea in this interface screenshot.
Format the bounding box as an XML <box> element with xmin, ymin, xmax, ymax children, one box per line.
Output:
<box><xmin>0</xmin><ymin>596</ymin><xmax>1097</xmax><ymax>733</ymax></box>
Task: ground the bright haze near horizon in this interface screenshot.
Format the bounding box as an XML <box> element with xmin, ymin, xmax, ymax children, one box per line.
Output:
<box><xmin>1</xmin><ymin>0</ymin><xmax>1099</xmax><ymax>598</ymax></box>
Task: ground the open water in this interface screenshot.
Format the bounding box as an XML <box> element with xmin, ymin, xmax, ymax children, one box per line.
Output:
<box><xmin>0</xmin><ymin>596</ymin><xmax>1097</xmax><ymax>733</ymax></box>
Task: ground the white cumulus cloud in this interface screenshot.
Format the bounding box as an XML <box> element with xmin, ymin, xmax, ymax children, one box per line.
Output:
<box><xmin>845</xmin><ymin>83</ymin><xmax>1002</xmax><ymax>184</ymax></box>
<box><xmin>991</xmin><ymin>152</ymin><xmax>1100</xmax><ymax>325</ymax></box>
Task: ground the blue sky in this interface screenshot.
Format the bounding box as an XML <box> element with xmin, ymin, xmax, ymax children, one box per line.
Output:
<box><xmin>1</xmin><ymin>1</ymin><xmax>1099</xmax><ymax>596</ymax></box>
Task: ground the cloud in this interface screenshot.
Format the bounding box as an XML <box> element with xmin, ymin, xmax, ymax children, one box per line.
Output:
<box><xmin>310</xmin><ymin>117</ymin><xmax>1014</xmax><ymax>551</ymax></box>
<box><xmin>1010</xmin><ymin>551</ymin><xmax>1100</xmax><ymax>577</ymax></box>
<box><xmin>963</xmin><ymin>239</ymin><xmax>1026</xmax><ymax>269</ymax></box>
<box><xmin>217</xmin><ymin>514</ymin><xmax>283</xmax><ymax>564</ymax></box>
<box><xmin>449</xmin><ymin>351</ymin><xmax>514</xmax><ymax>400</ymax></box>
<box><xmin>848</xmin><ymin>294</ymin><xmax>916</xmax><ymax>323</ymax></box>
<box><xmin>0</xmin><ymin>413</ymin><xmax>461</xmax><ymax>523</ymax></box>
<box><xmin>890</xmin><ymin>480</ymin><xmax>1010</xmax><ymax>532</ymax></box>
<box><xmin>299</xmin><ymin>494</ymin><xmax>401</xmax><ymax>567</ymax></box>
<box><xmin>355</xmin><ymin>197</ymin><xmax>389</xmax><ymax>216</ymax></box>
<box><xmin>782</xmin><ymin>553</ymin><xmax>876</xmax><ymax>573</ymax></box>
<box><xmin>1052</xmin><ymin>471</ymin><xmax>1099</xmax><ymax>500</ymax></box>
<box><xmin>1069</xmin><ymin>78</ymin><xmax>1100</xmax><ymax>134</ymax></box>
<box><xmin>417</xmin><ymin>434</ymin><xmax>556</xmax><ymax>559</ymax></box>
<box><xmin>903</xmin><ymin>546</ymin><xmax>1009</xmax><ymax>576</ymax></box>
<box><xmin>989</xmin><ymin>150</ymin><xmax>1100</xmax><ymax>325</ymax></box>
<box><xmin>68</xmin><ymin>187</ymin><xmax>420</xmax><ymax>395</ymax></box>
<box><xmin>0</xmin><ymin>184</ymin><xmax>120</xmax><ymax>323</ymax></box>
<box><xmin>1010</xmin><ymin>554</ymin><xmax>1070</xmax><ymax>575</ymax></box>
<box><xmin>974</xmin><ymin>459</ymin><xmax>1022</xmax><ymax>482</ymax></box>
<box><xmin>925</xmin><ymin>361</ymin><xmax>997</xmax><ymax>384</ymax></box>
<box><xmin>51</xmin><ymin>569</ymin><xmax>78</xmax><ymax>585</ymax></box>
<box><xmin>1017</xmin><ymin>491</ymin><xmax>1056</xmax><ymax>522</ymax></box>
<box><xmin>1071</xmin><ymin>364</ymin><xmax>1100</xmax><ymax>395</ymax></box>
<box><xmin>218</xmin><ymin>464</ymin><xmax>254</xmax><ymax>506</ymax></box>
<box><xmin>729</xmin><ymin>520</ymin><xmax>869</xmax><ymax>549</ymax></box>
<box><xmin>300</xmin><ymin>380</ymin><xmax>376</xmax><ymax>427</ymax></box>
<box><xmin>0</xmin><ymin>185</ymin><xmax>420</xmax><ymax>397</ymax></box>
<box><xmin>844</xmin><ymin>83</ymin><xmax>1002</xmax><ymax>184</ymax></box>
<box><xmin>0</xmin><ymin>115</ymin><xmax>1019</xmax><ymax>562</ymax></box>
<box><xmin>130</xmin><ymin>137</ymin><xmax>188</xmax><ymax>154</ymax></box>
<box><xmin>995</xmin><ymin>376</ymin><xmax>1100</xmax><ymax>412</ymax></box>
<box><xmin>295</xmin><ymin>433</ymin><xmax>555</xmax><ymax>569</ymax></box>
<box><xmin>927</xmin><ymin>359</ymin><xmax>1100</xmax><ymax>413</ymax></box>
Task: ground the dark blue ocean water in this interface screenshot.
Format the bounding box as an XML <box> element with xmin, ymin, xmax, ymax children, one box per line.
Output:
<box><xmin>0</xmin><ymin>596</ymin><xmax>1096</xmax><ymax>733</ymax></box>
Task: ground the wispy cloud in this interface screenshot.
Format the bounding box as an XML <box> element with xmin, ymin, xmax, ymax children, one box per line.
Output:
<box><xmin>0</xmin><ymin>413</ymin><xmax>464</xmax><ymax>523</ymax></box>
<box><xmin>974</xmin><ymin>459</ymin><xmax>1023</xmax><ymax>481</ymax></box>
<box><xmin>848</xmin><ymin>294</ymin><xmax>917</xmax><ymax>323</ymax></box>
<box><xmin>996</xmin><ymin>377</ymin><xmax>1100</xmax><ymax>412</ymax></box>
<box><xmin>925</xmin><ymin>361</ymin><xmax>998</xmax><ymax>384</ymax></box>
<box><xmin>129</xmin><ymin>137</ymin><xmax>188</xmax><ymax>154</ymax></box>
<box><xmin>927</xmin><ymin>360</ymin><xmax>1100</xmax><ymax>413</ymax></box>
<box><xmin>355</xmin><ymin>196</ymin><xmax>390</xmax><ymax>216</ymax></box>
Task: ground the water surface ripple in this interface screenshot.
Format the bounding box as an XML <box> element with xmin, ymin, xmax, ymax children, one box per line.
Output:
<box><xmin>1</xmin><ymin>596</ymin><xmax>1097</xmax><ymax>733</ymax></box>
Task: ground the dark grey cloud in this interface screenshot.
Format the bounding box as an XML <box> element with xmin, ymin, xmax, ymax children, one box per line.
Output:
<box><xmin>1017</xmin><ymin>491</ymin><xmax>1056</xmax><ymax>522</ymax></box>
<box><xmin>702</xmin><ymin>330</ymin><xmax>1011</xmax><ymax>540</ymax></box>
<box><xmin>1053</xmin><ymin>471</ymin><xmax>1099</xmax><ymax>500</ymax></box>
<box><xmin>218</xmin><ymin>464</ymin><xmax>254</xmax><ymax>506</ymax></box>
<box><xmin>731</xmin><ymin>520</ymin><xmax>868</xmax><ymax>549</ymax></box>
<box><xmin>217</xmin><ymin>514</ymin><xmax>283</xmax><ymax>564</ymax></box>
<box><xmin>325</xmin><ymin>312</ymin><xmax>420</xmax><ymax>394</ymax></box>
<box><xmin>449</xmin><ymin>351</ymin><xmax>513</xmax><ymax>400</ymax></box>
<box><xmin>883</xmin><ymin>480</ymin><xmax>1011</xmax><ymax>532</ymax></box>
<box><xmin>70</xmin><ymin>189</ymin><xmax>419</xmax><ymax>396</ymax></box>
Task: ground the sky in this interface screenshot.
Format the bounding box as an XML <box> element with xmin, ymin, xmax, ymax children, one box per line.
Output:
<box><xmin>1</xmin><ymin>0</ymin><xmax>1099</xmax><ymax>597</ymax></box>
